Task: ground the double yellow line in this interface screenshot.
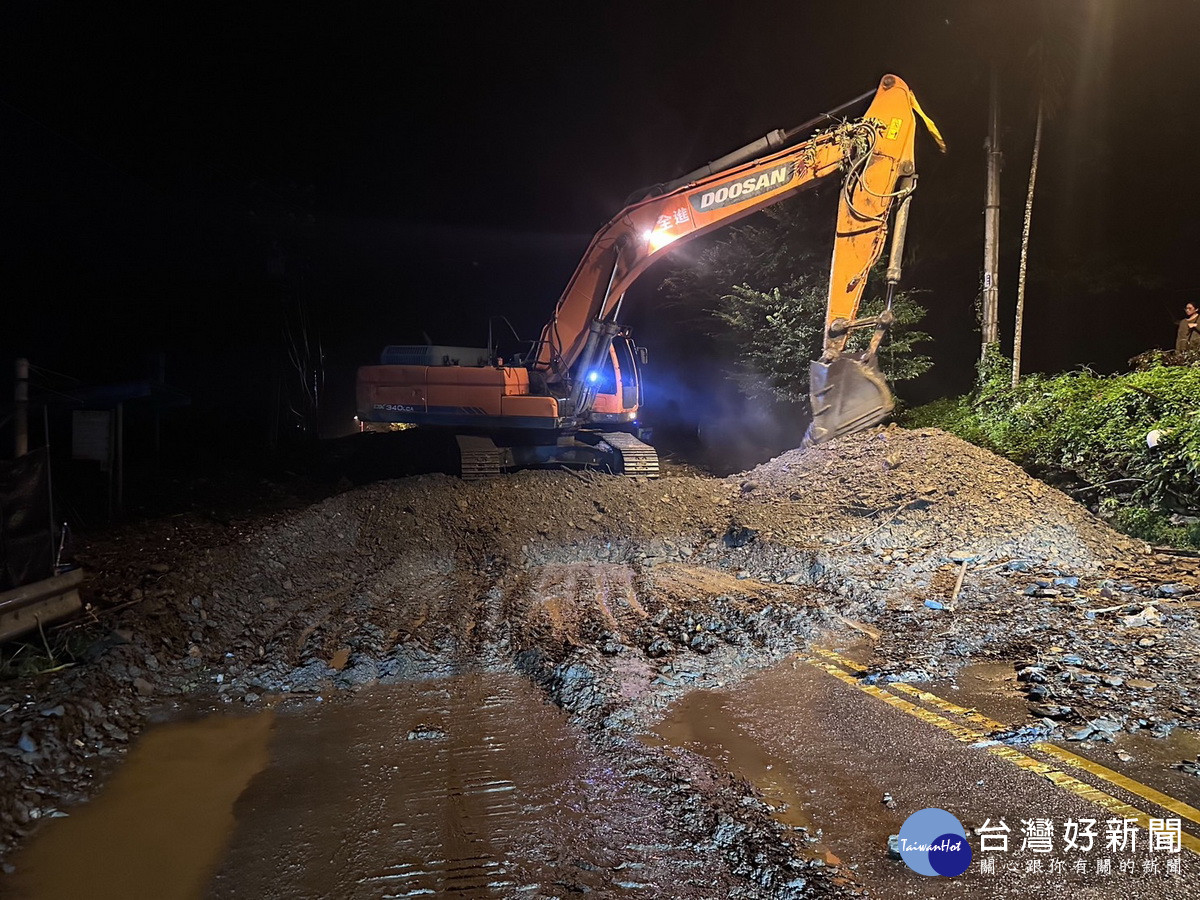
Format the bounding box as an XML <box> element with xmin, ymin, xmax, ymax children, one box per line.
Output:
<box><xmin>807</xmin><ymin>646</ymin><xmax>1200</xmax><ymax>855</ymax></box>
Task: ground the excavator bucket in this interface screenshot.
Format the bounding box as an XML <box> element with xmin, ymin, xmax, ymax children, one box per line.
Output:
<box><xmin>807</xmin><ymin>354</ymin><xmax>895</xmax><ymax>444</ymax></box>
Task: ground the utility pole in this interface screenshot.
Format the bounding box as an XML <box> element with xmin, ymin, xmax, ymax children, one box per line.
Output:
<box><xmin>14</xmin><ymin>358</ymin><xmax>29</xmax><ymax>458</ymax></box>
<box><xmin>982</xmin><ymin>64</ymin><xmax>1002</xmax><ymax>358</ymax></box>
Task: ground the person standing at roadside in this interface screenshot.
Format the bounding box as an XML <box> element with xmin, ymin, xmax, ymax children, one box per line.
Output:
<box><xmin>1177</xmin><ymin>302</ymin><xmax>1200</xmax><ymax>352</ymax></box>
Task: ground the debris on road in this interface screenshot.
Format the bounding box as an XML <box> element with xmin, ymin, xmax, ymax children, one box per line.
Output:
<box><xmin>0</xmin><ymin>426</ymin><xmax>1195</xmax><ymax>896</ymax></box>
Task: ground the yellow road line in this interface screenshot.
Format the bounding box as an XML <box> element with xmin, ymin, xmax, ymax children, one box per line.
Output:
<box><xmin>808</xmin><ymin>659</ymin><xmax>985</xmax><ymax>744</ymax></box>
<box><xmin>1035</xmin><ymin>743</ymin><xmax>1200</xmax><ymax>827</ymax></box>
<box><xmin>812</xmin><ymin>645</ymin><xmax>868</xmax><ymax>672</ymax></box>
<box><xmin>816</xmin><ymin>647</ymin><xmax>1200</xmax><ymax>827</ymax></box>
<box><xmin>805</xmin><ymin>649</ymin><xmax>1200</xmax><ymax>855</ymax></box>
<box><xmin>814</xmin><ymin>646</ymin><xmax>1008</xmax><ymax>730</ymax></box>
<box><xmin>888</xmin><ymin>683</ymin><xmax>1009</xmax><ymax>732</ymax></box>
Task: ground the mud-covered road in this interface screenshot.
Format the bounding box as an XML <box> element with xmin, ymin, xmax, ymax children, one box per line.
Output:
<box><xmin>1</xmin><ymin>427</ymin><xmax>1198</xmax><ymax>898</ymax></box>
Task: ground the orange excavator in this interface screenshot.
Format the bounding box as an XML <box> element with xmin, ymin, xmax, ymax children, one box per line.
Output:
<box><xmin>357</xmin><ymin>74</ymin><xmax>942</xmax><ymax>476</ymax></box>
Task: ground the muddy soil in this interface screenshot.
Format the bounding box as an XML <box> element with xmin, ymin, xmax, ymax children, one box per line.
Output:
<box><xmin>1</xmin><ymin>426</ymin><xmax>1196</xmax><ymax>897</ymax></box>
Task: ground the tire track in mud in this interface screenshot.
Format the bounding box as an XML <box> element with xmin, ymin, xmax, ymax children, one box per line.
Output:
<box><xmin>509</xmin><ymin>562</ymin><xmax>652</xmax><ymax>653</ymax></box>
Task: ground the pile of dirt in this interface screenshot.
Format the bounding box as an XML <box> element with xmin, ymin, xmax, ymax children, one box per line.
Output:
<box><xmin>739</xmin><ymin>426</ymin><xmax>1142</xmax><ymax>574</ymax></box>
<box><xmin>0</xmin><ymin>426</ymin><xmax>1195</xmax><ymax>895</ymax></box>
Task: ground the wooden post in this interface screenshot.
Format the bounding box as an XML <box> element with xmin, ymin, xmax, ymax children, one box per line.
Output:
<box><xmin>15</xmin><ymin>358</ymin><xmax>28</xmax><ymax>458</ymax></box>
<box><xmin>981</xmin><ymin>64</ymin><xmax>1002</xmax><ymax>357</ymax></box>
<box><xmin>44</xmin><ymin>410</ymin><xmax>56</xmax><ymax>574</ymax></box>
<box><xmin>116</xmin><ymin>401</ymin><xmax>124</xmax><ymax>517</ymax></box>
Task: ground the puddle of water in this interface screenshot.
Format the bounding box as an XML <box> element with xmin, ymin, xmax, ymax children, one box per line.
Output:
<box><xmin>926</xmin><ymin>660</ymin><xmax>1040</xmax><ymax>728</ymax></box>
<box><xmin>211</xmin><ymin>673</ymin><xmax>729</xmax><ymax>898</ymax></box>
<box><xmin>212</xmin><ymin>675</ymin><xmax>596</xmax><ymax>898</ymax></box>
<box><xmin>7</xmin><ymin>710</ymin><xmax>275</xmax><ymax>900</ymax></box>
<box><xmin>9</xmin><ymin>673</ymin><xmax>739</xmax><ymax>899</ymax></box>
<box><xmin>1058</xmin><ymin>724</ymin><xmax>1200</xmax><ymax>808</ymax></box>
<box><xmin>644</xmin><ymin>686</ymin><xmax>814</xmax><ymax>833</ymax></box>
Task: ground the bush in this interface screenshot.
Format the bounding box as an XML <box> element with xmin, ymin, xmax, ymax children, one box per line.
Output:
<box><xmin>905</xmin><ymin>353</ymin><xmax>1200</xmax><ymax>547</ymax></box>
<box><xmin>1099</xmin><ymin>500</ymin><xmax>1200</xmax><ymax>548</ymax></box>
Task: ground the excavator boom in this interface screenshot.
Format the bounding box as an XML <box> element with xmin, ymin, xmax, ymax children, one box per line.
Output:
<box><xmin>533</xmin><ymin>74</ymin><xmax>931</xmax><ymax>440</ymax></box>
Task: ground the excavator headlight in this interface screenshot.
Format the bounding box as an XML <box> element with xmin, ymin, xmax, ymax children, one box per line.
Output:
<box><xmin>646</xmin><ymin>228</ymin><xmax>681</xmax><ymax>254</ymax></box>
<box><xmin>587</xmin><ymin>371</ymin><xmax>600</xmax><ymax>384</ymax></box>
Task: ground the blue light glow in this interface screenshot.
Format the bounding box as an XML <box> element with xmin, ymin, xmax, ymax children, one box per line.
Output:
<box><xmin>587</xmin><ymin>371</ymin><xmax>599</xmax><ymax>383</ymax></box>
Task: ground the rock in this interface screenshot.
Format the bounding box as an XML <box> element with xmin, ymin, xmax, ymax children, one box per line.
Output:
<box><xmin>1024</xmin><ymin>586</ymin><xmax>1061</xmax><ymax>598</ymax></box>
<box><xmin>1030</xmin><ymin>704</ymin><xmax>1073</xmax><ymax>720</ymax></box>
<box><xmin>406</xmin><ymin>724</ymin><xmax>446</xmax><ymax>741</ymax></box>
<box><xmin>689</xmin><ymin>634</ymin><xmax>719</xmax><ymax>654</ymax></box>
<box><xmin>1122</xmin><ymin>607</ymin><xmax>1163</xmax><ymax>627</ymax></box>
<box><xmin>1017</xmin><ymin>666</ymin><xmax>1047</xmax><ymax>683</ymax></box>
<box><xmin>133</xmin><ymin>678</ymin><xmax>155</xmax><ymax>697</ymax></box>
<box><xmin>17</xmin><ymin>734</ymin><xmax>36</xmax><ymax>754</ymax></box>
<box><xmin>646</xmin><ymin>639</ymin><xmax>674</xmax><ymax>658</ymax></box>
<box><xmin>1156</xmin><ymin>583</ymin><xmax>1195</xmax><ymax>597</ymax></box>
<box><xmin>723</xmin><ymin>525</ymin><xmax>757</xmax><ymax>548</ymax></box>
<box><xmin>887</xmin><ymin>833</ymin><xmax>902</xmax><ymax>860</ymax></box>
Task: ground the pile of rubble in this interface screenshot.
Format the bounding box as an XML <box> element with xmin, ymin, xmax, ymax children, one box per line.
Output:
<box><xmin>0</xmin><ymin>426</ymin><xmax>1195</xmax><ymax>887</ymax></box>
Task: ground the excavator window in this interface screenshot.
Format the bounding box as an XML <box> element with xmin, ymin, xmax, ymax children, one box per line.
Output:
<box><xmin>591</xmin><ymin>350</ymin><xmax>618</xmax><ymax>395</ymax></box>
<box><xmin>613</xmin><ymin>338</ymin><xmax>639</xmax><ymax>410</ymax></box>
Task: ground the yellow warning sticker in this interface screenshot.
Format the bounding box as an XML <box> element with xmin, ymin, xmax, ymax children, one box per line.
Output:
<box><xmin>886</xmin><ymin>117</ymin><xmax>903</xmax><ymax>140</ymax></box>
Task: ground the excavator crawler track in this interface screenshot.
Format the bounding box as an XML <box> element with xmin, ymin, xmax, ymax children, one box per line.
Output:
<box><xmin>456</xmin><ymin>435</ymin><xmax>506</xmax><ymax>479</ymax></box>
<box><xmin>600</xmin><ymin>432</ymin><xmax>660</xmax><ymax>478</ymax></box>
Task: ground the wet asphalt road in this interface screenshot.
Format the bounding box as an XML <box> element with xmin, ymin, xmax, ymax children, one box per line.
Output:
<box><xmin>650</xmin><ymin>641</ymin><xmax>1200</xmax><ymax>899</ymax></box>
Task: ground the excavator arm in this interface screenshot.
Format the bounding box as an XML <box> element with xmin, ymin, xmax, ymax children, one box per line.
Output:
<box><xmin>536</xmin><ymin>74</ymin><xmax>934</xmax><ymax>441</ymax></box>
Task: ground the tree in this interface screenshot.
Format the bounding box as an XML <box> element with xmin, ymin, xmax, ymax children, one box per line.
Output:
<box><xmin>714</xmin><ymin>284</ymin><xmax>931</xmax><ymax>404</ymax></box>
<box><xmin>659</xmin><ymin>193</ymin><xmax>932</xmax><ymax>406</ymax></box>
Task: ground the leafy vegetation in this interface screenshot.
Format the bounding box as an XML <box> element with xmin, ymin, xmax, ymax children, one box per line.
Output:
<box><xmin>712</xmin><ymin>287</ymin><xmax>931</xmax><ymax>403</ymax></box>
<box><xmin>905</xmin><ymin>349</ymin><xmax>1200</xmax><ymax>546</ymax></box>
<box><xmin>659</xmin><ymin>195</ymin><xmax>932</xmax><ymax>405</ymax></box>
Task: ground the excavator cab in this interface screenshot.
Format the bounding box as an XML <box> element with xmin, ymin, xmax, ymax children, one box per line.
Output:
<box><xmin>583</xmin><ymin>335</ymin><xmax>642</xmax><ymax>426</ymax></box>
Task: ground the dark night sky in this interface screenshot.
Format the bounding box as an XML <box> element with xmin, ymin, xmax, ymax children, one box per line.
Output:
<box><xmin>3</xmin><ymin>1</ymin><xmax>1199</xmax><ymax>441</ymax></box>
